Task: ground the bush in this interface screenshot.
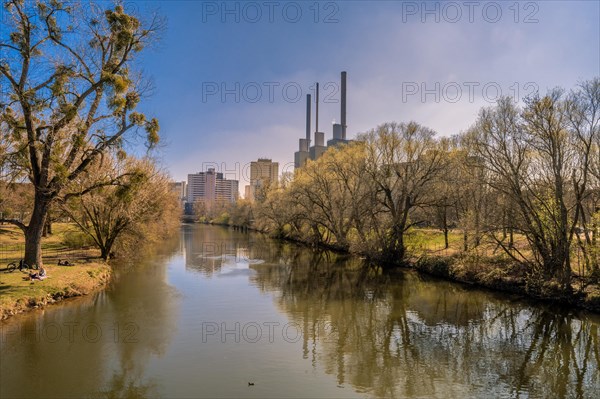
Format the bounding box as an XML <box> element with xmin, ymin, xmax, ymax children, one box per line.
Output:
<box><xmin>415</xmin><ymin>256</ymin><xmax>453</xmax><ymax>278</ymax></box>
<box><xmin>62</xmin><ymin>231</ymin><xmax>95</xmax><ymax>248</ymax></box>
<box><xmin>212</xmin><ymin>212</ymin><xmax>230</xmax><ymax>225</ymax></box>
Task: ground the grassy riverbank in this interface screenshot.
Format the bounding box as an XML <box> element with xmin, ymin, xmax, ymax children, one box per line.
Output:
<box><xmin>0</xmin><ymin>262</ymin><xmax>110</xmax><ymax>320</ymax></box>
<box><xmin>412</xmin><ymin>255</ymin><xmax>600</xmax><ymax>313</ymax></box>
<box><xmin>401</xmin><ymin>229</ymin><xmax>600</xmax><ymax>312</ymax></box>
<box><xmin>0</xmin><ymin>224</ymin><xmax>109</xmax><ymax>320</ymax></box>
<box><xmin>230</xmin><ymin>223</ymin><xmax>600</xmax><ymax>313</ymax></box>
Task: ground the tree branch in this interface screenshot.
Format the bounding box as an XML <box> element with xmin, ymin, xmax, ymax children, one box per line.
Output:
<box><xmin>0</xmin><ymin>218</ymin><xmax>27</xmax><ymax>232</ymax></box>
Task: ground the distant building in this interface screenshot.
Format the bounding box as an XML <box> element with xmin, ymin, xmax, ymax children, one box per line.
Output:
<box><xmin>215</xmin><ymin>178</ymin><xmax>239</xmax><ymax>204</ymax></box>
<box><xmin>245</xmin><ymin>158</ymin><xmax>278</xmax><ymax>202</ymax></box>
<box><xmin>295</xmin><ymin>71</ymin><xmax>351</xmax><ymax>168</ymax></box>
<box><xmin>187</xmin><ymin>169</ymin><xmax>238</xmax><ymax>211</ymax></box>
<box><xmin>169</xmin><ymin>181</ymin><xmax>187</xmax><ymax>208</ymax></box>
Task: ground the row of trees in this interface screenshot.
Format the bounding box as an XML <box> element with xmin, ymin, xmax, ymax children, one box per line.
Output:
<box><xmin>235</xmin><ymin>80</ymin><xmax>599</xmax><ymax>291</ymax></box>
<box><xmin>1</xmin><ymin>1</ymin><xmax>172</xmax><ymax>264</ymax></box>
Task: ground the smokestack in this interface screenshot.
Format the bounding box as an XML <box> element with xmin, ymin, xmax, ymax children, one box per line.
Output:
<box><xmin>341</xmin><ymin>71</ymin><xmax>347</xmax><ymax>139</ymax></box>
<box><xmin>305</xmin><ymin>94</ymin><xmax>311</xmax><ymax>142</ymax></box>
<box><xmin>315</xmin><ymin>82</ymin><xmax>319</xmax><ymax>135</ymax></box>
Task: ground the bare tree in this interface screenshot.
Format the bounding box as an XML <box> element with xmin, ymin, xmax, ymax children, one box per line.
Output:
<box><xmin>62</xmin><ymin>155</ymin><xmax>176</xmax><ymax>260</ymax></box>
<box><xmin>471</xmin><ymin>88</ymin><xmax>599</xmax><ymax>290</ymax></box>
<box><xmin>289</xmin><ymin>143</ymin><xmax>372</xmax><ymax>250</ymax></box>
<box><xmin>291</xmin><ymin>151</ymin><xmax>352</xmax><ymax>249</ymax></box>
<box><xmin>360</xmin><ymin>122</ymin><xmax>445</xmax><ymax>263</ymax></box>
<box><xmin>565</xmin><ymin>78</ymin><xmax>600</xmax><ymax>279</ymax></box>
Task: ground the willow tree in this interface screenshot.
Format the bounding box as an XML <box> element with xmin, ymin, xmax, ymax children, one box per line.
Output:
<box><xmin>361</xmin><ymin>122</ymin><xmax>445</xmax><ymax>263</ymax></box>
<box><xmin>62</xmin><ymin>156</ymin><xmax>176</xmax><ymax>260</ymax></box>
<box><xmin>290</xmin><ymin>142</ymin><xmax>371</xmax><ymax>250</ymax></box>
<box><xmin>0</xmin><ymin>0</ymin><xmax>162</xmax><ymax>266</ymax></box>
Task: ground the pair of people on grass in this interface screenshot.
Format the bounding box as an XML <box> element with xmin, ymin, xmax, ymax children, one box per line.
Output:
<box><xmin>29</xmin><ymin>266</ymin><xmax>46</xmax><ymax>281</ymax></box>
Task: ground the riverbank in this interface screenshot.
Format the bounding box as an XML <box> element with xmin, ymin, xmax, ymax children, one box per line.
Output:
<box><xmin>0</xmin><ymin>223</ymin><xmax>110</xmax><ymax>320</ymax></box>
<box><xmin>0</xmin><ymin>261</ymin><xmax>111</xmax><ymax>320</ymax></box>
<box><xmin>411</xmin><ymin>255</ymin><xmax>600</xmax><ymax>313</ymax></box>
<box><xmin>224</xmin><ymin>223</ymin><xmax>600</xmax><ymax>313</ymax></box>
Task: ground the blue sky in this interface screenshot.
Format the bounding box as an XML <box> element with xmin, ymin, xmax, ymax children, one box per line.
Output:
<box><xmin>131</xmin><ymin>0</ymin><xmax>600</xmax><ymax>185</ymax></box>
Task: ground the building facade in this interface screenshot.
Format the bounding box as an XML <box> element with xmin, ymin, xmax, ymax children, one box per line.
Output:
<box><xmin>169</xmin><ymin>181</ymin><xmax>187</xmax><ymax>208</ymax></box>
<box><xmin>187</xmin><ymin>169</ymin><xmax>238</xmax><ymax>210</ymax></box>
<box><xmin>245</xmin><ymin>158</ymin><xmax>278</xmax><ymax>202</ymax></box>
<box><xmin>295</xmin><ymin>72</ymin><xmax>351</xmax><ymax>169</ymax></box>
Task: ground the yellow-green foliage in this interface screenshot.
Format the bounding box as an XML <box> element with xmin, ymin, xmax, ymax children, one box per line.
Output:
<box><xmin>62</xmin><ymin>231</ymin><xmax>96</xmax><ymax>248</ymax></box>
<box><xmin>0</xmin><ymin>262</ymin><xmax>111</xmax><ymax>320</ymax></box>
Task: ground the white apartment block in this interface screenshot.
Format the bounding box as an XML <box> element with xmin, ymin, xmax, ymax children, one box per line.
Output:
<box><xmin>187</xmin><ymin>168</ymin><xmax>238</xmax><ymax>208</ymax></box>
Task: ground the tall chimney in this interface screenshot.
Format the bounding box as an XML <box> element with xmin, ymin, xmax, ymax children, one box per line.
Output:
<box><xmin>315</xmin><ymin>82</ymin><xmax>319</xmax><ymax>135</ymax></box>
<box><xmin>341</xmin><ymin>71</ymin><xmax>347</xmax><ymax>139</ymax></box>
<box><xmin>305</xmin><ymin>94</ymin><xmax>311</xmax><ymax>142</ymax></box>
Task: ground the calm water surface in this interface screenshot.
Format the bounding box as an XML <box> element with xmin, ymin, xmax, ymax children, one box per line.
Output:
<box><xmin>1</xmin><ymin>225</ymin><xmax>599</xmax><ymax>398</ymax></box>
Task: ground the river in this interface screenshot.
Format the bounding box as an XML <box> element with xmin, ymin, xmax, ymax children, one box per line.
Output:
<box><xmin>1</xmin><ymin>224</ymin><xmax>599</xmax><ymax>398</ymax></box>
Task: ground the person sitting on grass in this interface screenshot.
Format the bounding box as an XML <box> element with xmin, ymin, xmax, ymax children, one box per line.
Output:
<box><xmin>57</xmin><ymin>259</ymin><xmax>74</xmax><ymax>266</ymax></box>
<box><xmin>29</xmin><ymin>266</ymin><xmax>47</xmax><ymax>281</ymax></box>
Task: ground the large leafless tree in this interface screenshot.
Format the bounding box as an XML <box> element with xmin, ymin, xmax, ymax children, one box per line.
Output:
<box><xmin>361</xmin><ymin>122</ymin><xmax>445</xmax><ymax>263</ymax></box>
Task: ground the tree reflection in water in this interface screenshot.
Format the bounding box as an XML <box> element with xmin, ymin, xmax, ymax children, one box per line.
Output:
<box><xmin>245</xmin><ymin>239</ymin><xmax>600</xmax><ymax>399</ymax></box>
<box><xmin>4</xmin><ymin>226</ymin><xmax>593</xmax><ymax>398</ymax></box>
<box><xmin>94</xmin><ymin>235</ymin><xmax>182</xmax><ymax>398</ymax></box>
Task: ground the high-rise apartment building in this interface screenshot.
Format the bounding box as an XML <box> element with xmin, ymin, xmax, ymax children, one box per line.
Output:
<box><xmin>245</xmin><ymin>158</ymin><xmax>278</xmax><ymax>202</ymax></box>
<box><xmin>169</xmin><ymin>181</ymin><xmax>187</xmax><ymax>208</ymax></box>
<box><xmin>187</xmin><ymin>168</ymin><xmax>238</xmax><ymax>209</ymax></box>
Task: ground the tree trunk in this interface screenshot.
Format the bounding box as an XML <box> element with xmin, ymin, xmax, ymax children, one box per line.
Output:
<box><xmin>385</xmin><ymin>223</ymin><xmax>406</xmax><ymax>264</ymax></box>
<box><xmin>396</xmin><ymin>230</ymin><xmax>405</xmax><ymax>261</ymax></box>
<box><xmin>475</xmin><ymin>204</ymin><xmax>481</xmax><ymax>247</ymax></box>
<box><xmin>558</xmin><ymin>237</ymin><xmax>572</xmax><ymax>291</ymax></box>
<box><xmin>46</xmin><ymin>213</ymin><xmax>53</xmax><ymax>235</ymax></box>
<box><xmin>24</xmin><ymin>192</ymin><xmax>51</xmax><ymax>267</ymax></box>
<box><xmin>502</xmin><ymin>207</ymin><xmax>507</xmax><ymax>240</ymax></box>
<box><xmin>444</xmin><ymin>228</ymin><xmax>449</xmax><ymax>250</ymax></box>
<box><xmin>100</xmin><ymin>247</ymin><xmax>111</xmax><ymax>261</ymax></box>
<box><xmin>593</xmin><ymin>206</ymin><xmax>598</xmax><ymax>245</ymax></box>
<box><xmin>442</xmin><ymin>207</ymin><xmax>449</xmax><ymax>249</ymax></box>
<box><xmin>42</xmin><ymin>214</ymin><xmax>52</xmax><ymax>237</ymax></box>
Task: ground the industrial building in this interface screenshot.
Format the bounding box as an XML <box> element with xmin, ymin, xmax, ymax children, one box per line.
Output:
<box><xmin>295</xmin><ymin>71</ymin><xmax>351</xmax><ymax>169</ymax></box>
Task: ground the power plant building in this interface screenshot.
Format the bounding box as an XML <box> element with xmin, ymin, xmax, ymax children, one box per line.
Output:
<box><xmin>295</xmin><ymin>71</ymin><xmax>351</xmax><ymax>169</ymax></box>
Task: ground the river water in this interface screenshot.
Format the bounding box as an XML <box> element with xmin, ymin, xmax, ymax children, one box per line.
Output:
<box><xmin>1</xmin><ymin>225</ymin><xmax>599</xmax><ymax>398</ymax></box>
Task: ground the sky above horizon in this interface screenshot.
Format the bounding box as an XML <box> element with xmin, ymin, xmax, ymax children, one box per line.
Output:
<box><xmin>131</xmin><ymin>0</ymin><xmax>600</xmax><ymax>186</ymax></box>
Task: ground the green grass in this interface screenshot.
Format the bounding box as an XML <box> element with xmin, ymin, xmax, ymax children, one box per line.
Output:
<box><xmin>0</xmin><ymin>223</ymin><xmax>99</xmax><ymax>264</ymax></box>
<box><xmin>0</xmin><ymin>223</ymin><xmax>108</xmax><ymax>319</ymax></box>
<box><xmin>0</xmin><ymin>261</ymin><xmax>110</xmax><ymax>319</ymax></box>
<box><xmin>405</xmin><ymin>229</ymin><xmax>463</xmax><ymax>251</ymax></box>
